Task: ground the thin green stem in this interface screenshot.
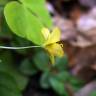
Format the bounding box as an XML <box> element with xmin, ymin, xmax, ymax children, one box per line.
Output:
<box><xmin>0</xmin><ymin>46</ymin><xmax>41</xmax><ymax>50</ymax></box>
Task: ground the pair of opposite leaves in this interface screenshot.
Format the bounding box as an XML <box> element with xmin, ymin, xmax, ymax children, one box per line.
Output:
<box><xmin>4</xmin><ymin>0</ymin><xmax>64</xmax><ymax>64</ymax></box>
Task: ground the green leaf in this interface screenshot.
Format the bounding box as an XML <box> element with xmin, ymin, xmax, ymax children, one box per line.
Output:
<box><xmin>0</xmin><ymin>71</ymin><xmax>21</xmax><ymax>96</ymax></box>
<box><xmin>50</xmin><ymin>76</ymin><xmax>68</xmax><ymax>95</ymax></box>
<box><xmin>69</xmin><ymin>76</ymin><xmax>84</xmax><ymax>91</ymax></box>
<box><xmin>69</xmin><ymin>77</ymin><xmax>84</xmax><ymax>86</ymax></box>
<box><xmin>0</xmin><ymin>72</ymin><xmax>20</xmax><ymax>93</ymax></box>
<box><xmin>10</xmin><ymin>69</ymin><xmax>28</xmax><ymax>91</ymax></box>
<box><xmin>90</xmin><ymin>91</ymin><xmax>96</xmax><ymax>96</ymax></box>
<box><xmin>53</xmin><ymin>71</ymin><xmax>71</xmax><ymax>82</ymax></box>
<box><xmin>4</xmin><ymin>1</ymin><xmax>45</xmax><ymax>45</ymax></box>
<box><xmin>0</xmin><ymin>51</ymin><xmax>28</xmax><ymax>90</ymax></box>
<box><xmin>20</xmin><ymin>59</ymin><xmax>37</xmax><ymax>75</ymax></box>
<box><xmin>19</xmin><ymin>0</ymin><xmax>52</xmax><ymax>28</ymax></box>
<box><xmin>40</xmin><ymin>70</ymin><xmax>51</xmax><ymax>89</ymax></box>
<box><xmin>0</xmin><ymin>64</ymin><xmax>28</xmax><ymax>91</ymax></box>
<box><xmin>55</xmin><ymin>55</ymin><xmax>68</xmax><ymax>71</ymax></box>
<box><xmin>0</xmin><ymin>85</ymin><xmax>21</xmax><ymax>96</ymax></box>
<box><xmin>34</xmin><ymin>51</ymin><xmax>50</xmax><ymax>71</ymax></box>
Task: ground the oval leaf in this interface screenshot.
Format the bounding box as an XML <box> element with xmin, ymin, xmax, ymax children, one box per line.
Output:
<box><xmin>4</xmin><ymin>1</ymin><xmax>45</xmax><ymax>45</ymax></box>
<box><xmin>19</xmin><ymin>0</ymin><xmax>52</xmax><ymax>28</ymax></box>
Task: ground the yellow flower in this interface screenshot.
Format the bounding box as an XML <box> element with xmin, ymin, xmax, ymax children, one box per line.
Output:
<box><xmin>42</xmin><ymin>27</ymin><xmax>64</xmax><ymax>64</ymax></box>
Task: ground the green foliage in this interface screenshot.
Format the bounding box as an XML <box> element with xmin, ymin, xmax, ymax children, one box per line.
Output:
<box><xmin>89</xmin><ymin>91</ymin><xmax>96</xmax><ymax>96</ymax></box>
<box><xmin>20</xmin><ymin>58</ymin><xmax>38</xmax><ymax>75</ymax></box>
<box><xmin>49</xmin><ymin>76</ymin><xmax>68</xmax><ymax>95</ymax></box>
<box><xmin>54</xmin><ymin>55</ymin><xmax>68</xmax><ymax>71</ymax></box>
<box><xmin>0</xmin><ymin>0</ymin><xmax>53</xmax><ymax>95</ymax></box>
<box><xmin>0</xmin><ymin>86</ymin><xmax>21</xmax><ymax>96</ymax></box>
<box><xmin>0</xmin><ymin>51</ymin><xmax>28</xmax><ymax>90</ymax></box>
<box><xmin>4</xmin><ymin>0</ymin><xmax>52</xmax><ymax>45</ymax></box>
<box><xmin>0</xmin><ymin>50</ymin><xmax>29</xmax><ymax>96</ymax></box>
<box><xmin>40</xmin><ymin>70</ymin><xmax>51</xmax><ymax>89</ymax></box>
<box><xmin>34</xmin><ymin>51</ymin><xmax>50</xmax><ymax>71</ymax></box>
<box><xmin>4</xmin><ymin>1</ymin><xmax>45</xmax><ymax>45</ymax></box>
<box><xmin>34</xmin><ymin>51</ymin><xmax>84</xmax><ymax>95</ymax></box>
<box><xmin>69</xmin><ymin>76</ymin><xmax>84</xmax><ymax>91</ymax></box>
<box><xmin>0</xmin><ymin>72</ymin><xmax>19</xmax><ymax>92</ymax></box>
<box><xmin>19</xmin><ymin>0</ymin><xmax>52</xmax><ymax>28</ymax></box>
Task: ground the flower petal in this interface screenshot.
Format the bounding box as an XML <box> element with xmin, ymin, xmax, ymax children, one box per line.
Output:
<box><xmin>41</xmin><ymin>27</ymin><xmax>50</xmax><ymax>40</ymax></box>
<box><xmin>45</xmin><ymin>27</ymin><xmax>61</xmax><ymax>45</ymax></box>
<box><xmin>45</xmin><ymin>43</ymin><xmax>64</xmax><ymax>58</ymax></box>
